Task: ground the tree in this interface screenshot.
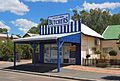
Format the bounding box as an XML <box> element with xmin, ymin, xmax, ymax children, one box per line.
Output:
<box><xmin>28</xmin><ymin>18</ymin><xmax>48</xmax><ymax>34</ymax></box>
<box><xmin>71</xmin><ymin>8</ymin><xmax>112</xmax><ymax>34</ymax></box>
<box><xmin>0</xmin><ymin>28</ymin><xmax>8</xmax><ymax>34</ymax></box>
<box><xmin>111</xmin><ymin>14</ymin><xmax>120</xmax><ymax>25</ymax></box>
<box><xmin>39</xmin><ymin>18</ymin><xmax>48</xmax><ymax>26</ymax></box>
<box><xmin>28</xmin><ymin>26</ymin><xmax>39</xmax><ymax>34</ymax></box>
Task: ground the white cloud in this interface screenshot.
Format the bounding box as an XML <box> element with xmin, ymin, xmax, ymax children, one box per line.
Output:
<box><xmin>83</xmin><ymin>1</ymin><xmax>120</xmax><ymax>11</ymax></box>
<box><xmin>70</xmin><ymin>6</ymin><xmax>82</xmax><ymax>12</ymax></box>
<box><xmin>25</xmin><ymin>0</ymin><xmax>67</xmax><ymax>3</ymax></box>
<box><xmin>0</xmin><ymin>21</ymin><xmax>11</xmax><ymax>32</ymax></box>
<box><xmin>12</xmin><ymin>19</ymin><xmax>37</xmax><ymax>33</ymax></box>
<box><xmin>0</xmin><ymin>0</ymin><xmax>29</xmax><ymax>15</ymax></box>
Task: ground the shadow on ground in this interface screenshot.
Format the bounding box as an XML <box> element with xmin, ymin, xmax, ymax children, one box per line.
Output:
<box><xmin>101</xmin><ymin>76</ymin><xmax>120</xmax><ymax>81</ymax></box>
<box><xmin>3</xmin><ymin>63</ymin><xmax>71</xmax><ymax>73</ymax></box>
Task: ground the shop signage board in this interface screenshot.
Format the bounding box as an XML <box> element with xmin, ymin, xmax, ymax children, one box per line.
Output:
<box><xmin>48</xmin><ymin>14</ymin><xmax>70</xmax><ymax>27</ymax></box>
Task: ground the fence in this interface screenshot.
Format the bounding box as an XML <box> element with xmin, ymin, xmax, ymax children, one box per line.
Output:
<box><xmin>82</xmin><ymin>59</ymin><xmax>120</xmax><ymax>66</ymax></box>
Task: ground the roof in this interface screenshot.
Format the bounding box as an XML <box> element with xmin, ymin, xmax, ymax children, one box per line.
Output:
<box><xmin>81</xmin><ymin>23</ymin><xmax>103</xmax><ymax>38</ymax></box>
<box><xmin>23</xmin><ymin>33</ymin><xmax>39</xmax><ymax>37</ymax></box>
<box><xmin>0</xmin><ymin>33</ymin><xmax>19</xmax><ymax>39</ymax></box>
<box><xmin>0</xmin><ymin>33</ymin><xmax>8</xmax><ymax>38</ymax></box>
<box><xmin>102</xmin><ymin>25</ymin><xmax>120</xmax><ymax>39</ymax></box>
<box><xmin>13</xmin><ymin>32</ymin><xmax>80</xmax><ymax>42</ymax></box>
<box><xmin>13</xmin><ymin>23</ymin><xmax>103</xmax><ymax>42</ymax></box>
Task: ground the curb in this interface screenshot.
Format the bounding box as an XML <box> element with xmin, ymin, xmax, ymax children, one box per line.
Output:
<box><xmin>0</xmin><ymin>69</ymin><xmax>101</xmax><ymax>81</ymax></box>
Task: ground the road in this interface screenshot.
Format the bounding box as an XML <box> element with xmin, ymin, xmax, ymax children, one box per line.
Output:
<box><xmin>0</xmin><ymin>70</ymin><xmax>77</xmax><ymax>81</ymax></box>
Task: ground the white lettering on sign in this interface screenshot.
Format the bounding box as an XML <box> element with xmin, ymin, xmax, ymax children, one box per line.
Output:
<box><xmin>48</xmin><ymin>14</ymin><xmax>69</xmax><ymax>27</ymax></box>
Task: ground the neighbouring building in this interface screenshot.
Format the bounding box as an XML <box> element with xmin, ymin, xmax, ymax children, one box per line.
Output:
<box><xmin>0</xmin><ymin>33</ymin><xmax>19</xmax><ymax>41</ymax></box>
<box><xmin>102</xmin><ymin>25</ymin><xmax>120</xmax><ymax>59</ymax></box>
<box><xmin>23</xmin><ymin>33</ymin><xmax>39</xmax><ymax>38</ymax></box>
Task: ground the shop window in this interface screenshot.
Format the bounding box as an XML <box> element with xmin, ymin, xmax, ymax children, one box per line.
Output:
<box><xmin>63</xmin><ymin>59</ymin><xmax>69</xmax><ymax>63</ymax></box>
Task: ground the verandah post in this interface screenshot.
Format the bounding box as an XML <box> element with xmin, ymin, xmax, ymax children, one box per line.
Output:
<box><xmin>39</xmin><ymin>43</ymin><xmax>44</xmax><ymax>63</ymax></box>
<box><xmin>57</xmin><ymin>40</ymin><xmax>60</xmax><ymax>72</ymax></box>
<box><xmin>14</xmin><ymin>42</ymin><xmax>16</xmax><ymax>67</ymax></box>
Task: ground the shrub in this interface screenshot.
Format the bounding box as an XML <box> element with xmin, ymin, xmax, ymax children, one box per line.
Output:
<box><xmin>86</xmin><ymin>54</ymin><xmax>90</xmax><ymax>59</ymax></box>
<box><xmin>109</xmin><ymin>50</ymin><xmax>117</xmax><ymax>56</ymax></box>
<box><xmin>96</xmin><ymin>62</ymin><xmax>108</xmax><ymax>68</ymax></box>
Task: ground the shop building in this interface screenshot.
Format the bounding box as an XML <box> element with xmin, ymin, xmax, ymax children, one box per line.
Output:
<box><xmin>13</xmin><ymin>14</ymin><xmax>103</xmax><ymax>72</ymax></box>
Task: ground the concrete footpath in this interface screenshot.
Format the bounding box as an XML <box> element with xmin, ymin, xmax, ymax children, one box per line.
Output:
<box><xmin>0</xmin><ymin>61</ymin><xmax>120</xmax><ymax>81</ymax></box>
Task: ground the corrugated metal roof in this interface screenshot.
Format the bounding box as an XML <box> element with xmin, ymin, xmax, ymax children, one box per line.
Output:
<box><xmin>81</xmin><ymin>24</ymin><xmax>103</xmax><ymax>38</ymax></box>
<box><xmin>102</xmin><ymin>25</ymin><xmax>120</xmax><ymax>39</ymax></box>
<box><xmin>13</xmin><ymin>23</ymin><xmax>103</xmax><ymax>42</ymax></box>
<box><xmin>13</xmin><ymin>32</ymin><xmax>80</xmax><ymax>42</ymax></box>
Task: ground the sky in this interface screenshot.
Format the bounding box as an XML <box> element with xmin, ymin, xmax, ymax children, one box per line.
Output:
<box><xmin>0</xmin><ymin>0</ymin><xmax>120</xmax><ymax>36</ymax></box>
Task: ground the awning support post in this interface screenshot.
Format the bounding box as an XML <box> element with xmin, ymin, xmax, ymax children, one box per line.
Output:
<box><xmin>75</xmin><ymin>43</ymin><xmax>81</xmax><ymax>65</ymax></box>
<box><xmin>39</xmin><ymin>43</ymin><xmax>44</xmax><ymax>63</ymax></box>
<box><xmin>31</xmin><ymin>43</ymin><xmax>38</xmax><ymax>66</ymax></box>
<box><xmin>57</xmin><ymin>40</ymin><xmax>64</xmax><ymax>72</ymax></box>
<box><xmin>14</xmin><ymin>42</ymin><xmax>17</xmax><ymax>67</ymax></box>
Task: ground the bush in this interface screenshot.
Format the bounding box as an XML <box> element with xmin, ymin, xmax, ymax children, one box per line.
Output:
<box><xmin>96</xmin><ymin>62</ymin><xmax>108</xmax><ymax>68</ymax></box>
<box><xmin>86</xmin><ymin>54</ymin><xmax>90</xmax><ymax>59</ymax></box>
<box><xmin>0</xmin><ymin>40</ymin><xmax>33</xmax><ymax>62</ymax></box>
<box><xmin>109</xmin><ymin>50</ymin><xmax>117</xmax><ymax>56</ymax></box>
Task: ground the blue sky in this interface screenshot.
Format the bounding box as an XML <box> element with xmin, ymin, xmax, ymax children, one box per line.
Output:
<box><xmin>0</xmin><ymin>0</ymin><xmax>120</xmax><ymax>36</ymax></box>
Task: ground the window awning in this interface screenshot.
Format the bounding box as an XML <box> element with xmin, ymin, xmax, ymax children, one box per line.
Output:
<box><xmin>13</xmin><ymin>32</ymin><xmax>80</xmax><ymax>43</ymax></box>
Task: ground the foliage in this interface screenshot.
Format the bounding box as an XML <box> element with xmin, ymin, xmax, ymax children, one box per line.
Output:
<box><xmin>95</xmin><ymin>50</ymin><xmax>101</xmax><ymax>54</ymax></box>
<box><xmin>0</xmin><ymin>40</ymin><xmax>33</xmax><ymax>61</ymax></box>
<box><xmin>109</xmin><ymin>50</ymin><xmax>117</xmax><ymax>56</ymax></box>
<box><xmin>86</xmin><ymin>54</ymin><xmax>90</xmax><ymax>59</ymax></box>
<box><xmin>0</xmin><ymin>28</ymin><xmax>8</xmax><ymax>34</ymax></box>
<box><xmin>28</xmin><ymin>18</ymin><xmax>48</xmax><ymax>34</ymax></box>
<box><xmin>71</xmin><ymin>8</ymin><xmax>120</xmax><ymax>34</ymax></box>
<box><xmin>28</xmin><ymin>26</ymin><xmax>39</xmax><ymax>34</ymax></box>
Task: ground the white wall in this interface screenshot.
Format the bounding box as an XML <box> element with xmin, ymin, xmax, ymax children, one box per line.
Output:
<box><xmin>81</xmin><ymin>34</ymin><xmax>101</xmax><ymax>61</ymax></box>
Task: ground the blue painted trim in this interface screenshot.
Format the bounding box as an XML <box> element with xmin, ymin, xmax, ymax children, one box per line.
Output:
<box><xmin>39</xmin><ymin>43</ymin><xmax>44</xmax><ymax>63</ymax></box>
<box><xmin>75</xmin><ymin>43</ymin><xmax>81</xmax><ymax>65</ymax></box>
<box><xmin>39</xmin><ymin>26</ymin><xmax>41</xmax><ymax>35</ymax></box>
<box><xmin>64</xmin><ymin>25</ymin><xmax>66</xmax><ymax>33</ymax></box>
<box><xmin>71</xmin><ymin>22</ymin><xmax>73</xmax><ymax>32</ymax></box>
<box><xmin>57</xmin><ymin>26</ymin><xmax>59</xmax><ymax>34</ymax></box>
<box><xmin>14</xmin><ymin>43</ymin><xmax>16</xmax><ymax>67</ymax></box>
<box><xmin>67</xmin><ymin>25</ymin><xmax>69</xmax><ymax>33</ymax></box>
<box><xmin>74</xmin><ymin>21</ymin><xmax>77</xmax><ymax>32</ymax></box>
<box><xmin>45</xmin><ymin>25</ymin><xmax>47</xmax><ymax>35</ymax></box>
<box><xmin>51</xmin><ymin>27</ymin><xmax>53</xmax><ymax>34</ymax></box>
<box><xmin>78</xmin><ymin>20</ymin><xmax>81</xmax><ymax>31</ymax></box>
<box><xmin>59</xmin><ymin>41</ymin><xmax>64</xmax><ymax>49</ymax></box>
<box><xmin>57</xmin><ymin>40</ymin><xmax>61</xmax><ymax>72</ymax></box>
<box><xmin>59</xmin><ymin>33</ymin><xmax>80</xmax><ymax>43</ymax></box>
<box><xmin>42</xmin><ymin>26</ymin><xmax>44</xmax><ymax>35</ymax></box>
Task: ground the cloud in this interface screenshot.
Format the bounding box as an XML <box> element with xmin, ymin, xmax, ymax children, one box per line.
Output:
<box><xmin>70</xmin><ymin>6</ymin><xmax>82</xmax><ymax>12</ymax></box>
<box><xmin>0</xmin><ymin>0</ymin><xmax>29</xmax><ymax>15</ymax></box>
<box><xmin>0</xmin><ymin>21</ymin><xmax>11</xmax><ymax>32</ymax></box>
<box><xmin>25</xmin><ymin>0</ymin><xmax>67</xmax><ymax>3</ymax></box>
<box><xmin>12</xmin><ymin>19</ymin><xmax>37</xmax><ymax>33</ymax></box>
<box><xmin>83</xmin><ymin>1</ymin><xmax>120</xmax><ymax>11</ymax></box>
